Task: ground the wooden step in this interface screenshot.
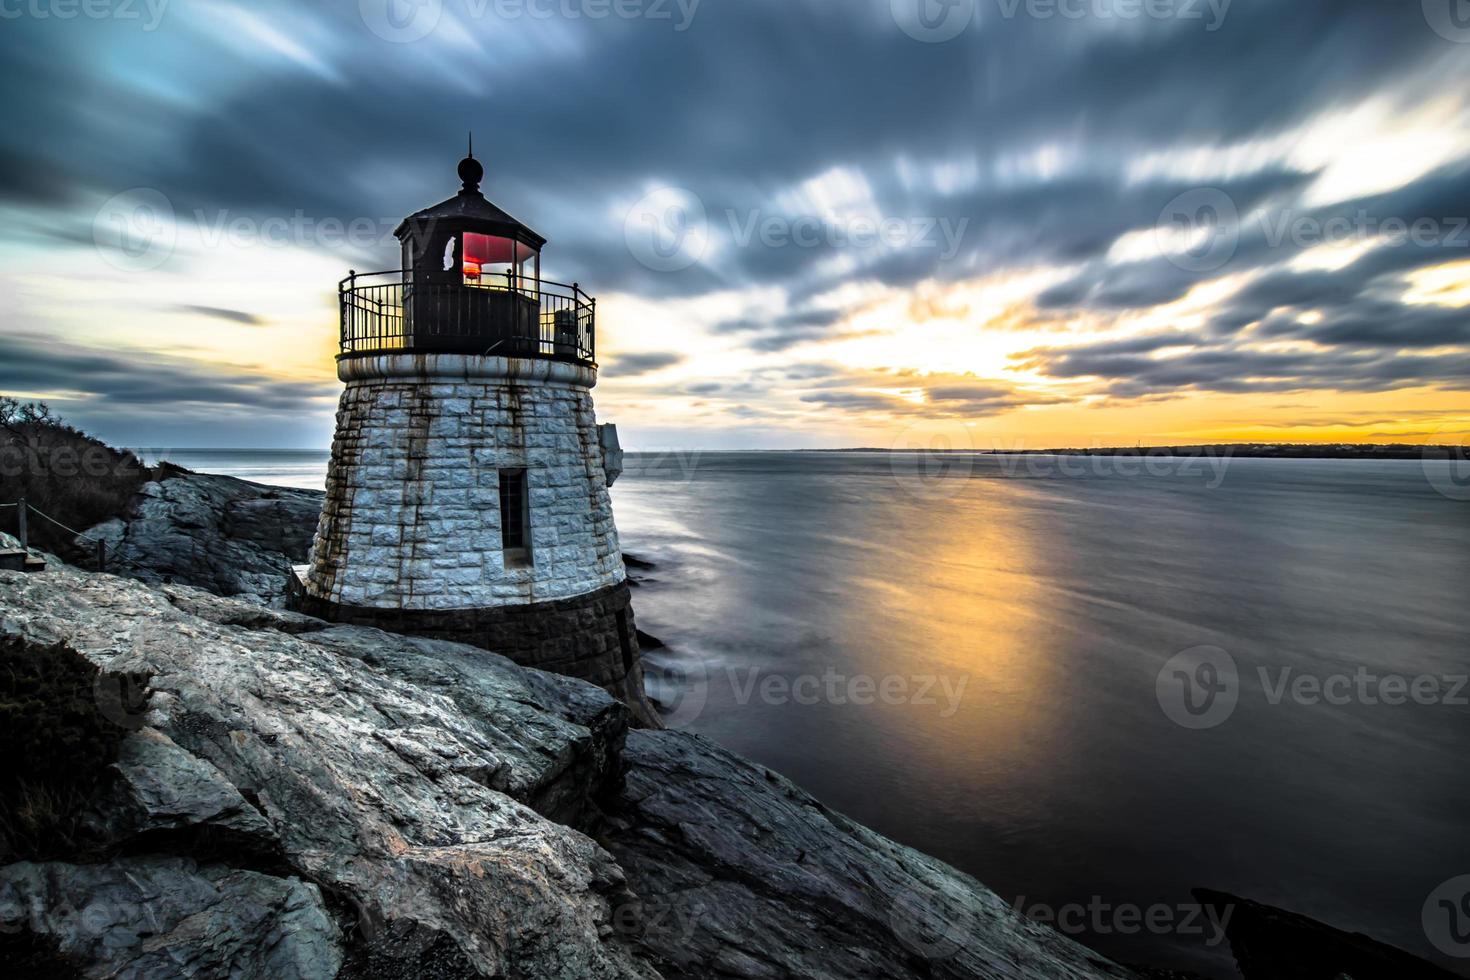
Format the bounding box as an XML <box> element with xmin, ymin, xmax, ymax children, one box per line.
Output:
<box><xmin>0</xmin><ymin>550</ymin><xmax>46</xmax><ymax>573</ymax></box>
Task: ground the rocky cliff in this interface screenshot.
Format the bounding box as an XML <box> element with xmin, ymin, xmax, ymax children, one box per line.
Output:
<box><xmin>0</xmin><ymin>563</ymin><xmax>1136</xmax><ymax>979</ymax></box>
<box><xmin>82</xmin><ymin>472</ymin><xmax>323</xmax><ymax>605</ymax></box>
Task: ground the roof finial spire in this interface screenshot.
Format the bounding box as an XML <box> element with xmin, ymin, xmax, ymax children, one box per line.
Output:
<box><xmin>458</xmin><ymin>134</ymin><xmax>484</xmax><ymax>195</ymax></box>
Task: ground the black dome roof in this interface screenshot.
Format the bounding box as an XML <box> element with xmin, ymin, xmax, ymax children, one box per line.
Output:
<box><xmin>394</xmin><ymin>153</ymin><xmax>546</xmax><ymax>248</ymax></box>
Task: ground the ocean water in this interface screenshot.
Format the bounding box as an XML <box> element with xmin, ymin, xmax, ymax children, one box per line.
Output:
<box><xmin>159</xmin><ymin>448</ymin><xmax>1470</xmax><ymax>976</ymax></box>
<box><xmin>135</xmin><ymin>449</ymin><xmax>335</xmax><ymax>490</ymax></box>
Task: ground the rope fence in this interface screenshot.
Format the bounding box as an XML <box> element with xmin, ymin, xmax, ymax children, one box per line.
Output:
<box><xmin>5</xmin><ymin>497</ymin><xmax>109</xmax><ymax>571</ymax></box>
<box><xmin>3</xmin><ymin>497</ymin><xmax>181</xmax><ymax>581</ymax></box>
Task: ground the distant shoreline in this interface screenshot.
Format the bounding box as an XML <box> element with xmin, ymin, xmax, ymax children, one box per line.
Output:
<box><xmin>131</xmin><ymin>444</ymin><xmax>1465</xmax><ymax>462</ymax></box>
<box><xmin>825</xmin><ymin>444</ymin><xmax>1464</xmax><ymax>460</ymax></box>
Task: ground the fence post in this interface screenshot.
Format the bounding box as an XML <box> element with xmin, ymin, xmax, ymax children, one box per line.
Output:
<box><xmin>16</xmin><ymin>497</ymin><xmax>26</xmax><ymax>550</ymax></box>
<box><xmin>96</xmin><ymin>539</ymin><xmax>106</xmax><ymax>573</ymax></box>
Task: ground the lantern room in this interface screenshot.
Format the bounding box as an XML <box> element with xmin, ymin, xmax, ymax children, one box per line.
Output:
<box><xmin>338</xmin><ymin>148</ymin><xmax>594</xmax><ymax>364</ymax></box>
<box><xmin>395</xmin><ymin>152</ymin><xmax>548</xmax><ymax>293</ymax></box>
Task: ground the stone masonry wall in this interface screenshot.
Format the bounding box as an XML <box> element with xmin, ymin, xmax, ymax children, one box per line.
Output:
<box><xmin>304</xmin><ymin>374</ymin><xmax>625</xmax><ymax>611</ymax></box>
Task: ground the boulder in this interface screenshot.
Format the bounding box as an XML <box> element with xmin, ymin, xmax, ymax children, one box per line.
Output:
<box><xmin>0</xmin><ymin>857</ymin><xmax>341</xmax><ymax>980</ymax></box>
<box><xmin>82</xmin><ymin>473</ymin><xmax>323</xmax><ymax>605</ymax></box>
<box><xmin>0</xmin><ymin>566</ymin><xmax>655</xmax><ymax>979</ymax></box>
<box><xmin>1193</xmin><ymin>888</ymin><xmax>1460</xmax><ymax>979</ymax></box>
<box><xmin>90</xmin><ymin>726</ymin><xmax>278</xmax><ymax>847</ymax></box>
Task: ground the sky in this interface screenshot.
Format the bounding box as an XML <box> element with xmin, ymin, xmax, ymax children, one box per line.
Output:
<box><xmin>1</xmin><ymin>0</ymin><xmax>1469</xmax><ymax>451</ymax></box>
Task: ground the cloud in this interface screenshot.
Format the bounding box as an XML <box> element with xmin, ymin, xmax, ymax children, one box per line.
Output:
<box><xmin>602</xmin><ymin>351</ymin><xmax>686</xmax><ymax>376</ymax></box>
<box><xmin>174</xmin><ymin>304</ymin><xmax>265</xmax><ymax>325</ymax></box>
<box><xmin>800</xmin><ymin>373</ymin><xmax>1063</xmax><ymax>419</ymax></box>
<box><xmin>0</xmin><ymin>333</ymin><xmax>337</xmax><ymax>413</ymax></box>
<box><xmin>1</xmin><ymin>0</ymin><xmax>1468</xmax><ymax>442</ymax></box>
<box><xmin>1015</xmin><ymin>336</ymin><xmax>1470</xmax><ymax>398</ymax></box>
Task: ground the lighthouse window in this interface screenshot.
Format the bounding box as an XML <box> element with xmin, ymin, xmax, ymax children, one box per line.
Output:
<box><xmin>463</xmin><ymin>233</ymin><xmax>511</xmax><ymax>285</ymax></box>
<box><xmin>499</xmin><ymin>468</ymin><xmax>530</xmax><ymax>556</ymax></box>
<box><xmin>463</xmin><ymin>233</ymin><xmax>540</xmax><ymax>294</ymax></box>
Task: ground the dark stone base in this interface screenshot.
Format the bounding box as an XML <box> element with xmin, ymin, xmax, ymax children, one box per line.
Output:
<box><xmin>286</xmin><ymin>576</ymin><xmax>659</xmax><ymax>727</ymax></box>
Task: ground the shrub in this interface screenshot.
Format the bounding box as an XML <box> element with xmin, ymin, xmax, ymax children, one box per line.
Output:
<box><xmin>0</xmin><ymin>398</ymin><xmax>151</xmax><ymax>562</ymax></box>
<box><xmin>0</xmin><ymin>634</ymin><xmax>150</xmax><ymax>860</ymax></box>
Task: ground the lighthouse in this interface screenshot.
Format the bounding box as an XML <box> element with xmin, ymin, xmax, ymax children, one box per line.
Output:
<box><xmin>288</xmin><ymin>149</ymin><xmax>653</xmax><ymax>724</ymax></box>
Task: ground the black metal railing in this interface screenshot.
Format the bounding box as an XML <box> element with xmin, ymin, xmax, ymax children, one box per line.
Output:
<box><xmin>339</xmin><ymin>270</ymin><xmax>595</xmax><ymax>365</ymax></box>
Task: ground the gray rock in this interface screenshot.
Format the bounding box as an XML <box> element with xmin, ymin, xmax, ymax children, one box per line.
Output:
<box><xmin>157</xmin><ymin>582</ymin><xmax>329</xmax><ymax>634</ymax></box>
<box><xmin>0</xmin><ymin>564</ymin><xmax>1135</xmax><ymax>979</ymax></box>
<box><xmin>92</xmin><ymin>727</ymin><xmax>278</xmax><ymax>845</ymax></box>
<box><xmin>0</xmin><ymin>857</ymin><xmax>342</xmax><ymax>980</ymax></box>
<box><xmin>0</xmin><ymin>566</ymin><xmax>657</xmax><ymax>979</ymax></box>
<box><xmin>83</xmin><ymin>473</ymin><xmax>323</xmax><ymax>605</ymax></box>
<box><xmin>308</xmin><ymin>625</ymin><xmax>630</xmax><ymax>827</ymax></box>
<box><xmin>602</xmin><ymin>730</ymin><xmax>1136</xmax><ymax>980</ymax></box>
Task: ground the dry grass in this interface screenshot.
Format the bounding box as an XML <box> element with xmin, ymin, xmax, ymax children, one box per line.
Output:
<box><xmin>0</xmin><ymin>634</ymin><xmax>150</xmax><ymax>861</ymax></box>
<box><xmin>0</xmin><ymin>398</ymin><xmax>151</xmax><ymax>562</ymax></box>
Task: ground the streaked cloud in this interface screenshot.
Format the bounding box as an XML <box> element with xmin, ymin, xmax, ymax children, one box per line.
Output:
<box><xmin>0</xmin><ymin>0</ymin><xmax>1467</xmax><ymax>447</ymax></box>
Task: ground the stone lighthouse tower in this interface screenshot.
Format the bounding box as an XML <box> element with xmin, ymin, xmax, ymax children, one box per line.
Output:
<box><xmin>289</xmin><ymin>149</ymin><xmax>653</xmax><ymax>723</ymax></box>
